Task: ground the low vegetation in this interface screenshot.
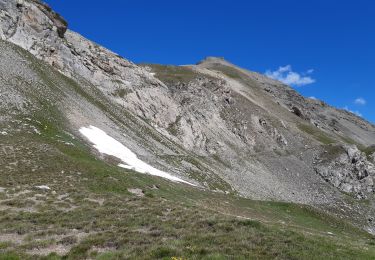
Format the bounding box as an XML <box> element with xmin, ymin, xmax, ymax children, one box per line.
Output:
<box><xmin>1</xmin><ymin>117</ymin><xmax>374</xmax><ymax>259</ymax></box>
<box><xmin>298</xmin><ymin>123</ymin><xmax>336</xmax><ymax>144</ymax></box>
<box><xmin>140</xmin><ymin>64</ymin><xmax>199</xmax><ymax>84</ymax></box>
<box><xmin>362</xmin><ymin>145</ymin><xmax>375</xmax><ymax>158</ymax></box>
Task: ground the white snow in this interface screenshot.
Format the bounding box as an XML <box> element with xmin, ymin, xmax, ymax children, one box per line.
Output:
<box><xmin>35</xmin><ymin>185</ymin><xmax>51</xmax><ymax>190</ymax></box>
<box><xmin>0</xmin><ymin>131</ymin><xmax>8</xmax><ymax>135</ymax></box>
<box><xmin>79</xmin><ymin>126</ymin><xmax>194</xmax><ymax>186</ymax></box>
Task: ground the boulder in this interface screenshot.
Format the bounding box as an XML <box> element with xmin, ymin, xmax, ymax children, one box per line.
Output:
<box><xmin>291</xmin><ymin>106</ymin><xmax>304</xmax><ymax>119</ymax></box>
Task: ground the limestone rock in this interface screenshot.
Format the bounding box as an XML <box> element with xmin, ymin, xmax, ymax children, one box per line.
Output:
<box><xmin>314</xmin><ymin>145</ymin><xmax>375</xmax><ymax>199</ymax></box>
<box><xmin>371</xmin><ymin>152</ymin><xmax>375</xmax><ymax>163</ymax></box>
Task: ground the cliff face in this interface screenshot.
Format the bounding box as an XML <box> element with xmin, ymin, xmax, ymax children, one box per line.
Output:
<box><xmin>1</xmin><ymin>0</ymin><xmax>375</xmax><ymax>233</ymax></box>
<box><xmin>0</xmin><ymin>0</ymin><xmax>179</xmax><ymax>129</ymax></box>
<box><xmin>0</xmin><ymin>0</ymin><xmax>66</xmax><ymax>44</ymax></box>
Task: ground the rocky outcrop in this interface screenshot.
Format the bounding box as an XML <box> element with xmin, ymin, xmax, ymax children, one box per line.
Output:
<box><xmin>371</xmin><ymin>152</ymin><xmax>375</xmax><ymax>163</ymax></box>
<box><xmin>257</xmin><ymin>117</ymin><xmax>287</xmax><ymax>147</ymax></box>
<box><xmin>314</xmin><ymin>145</ymin><xmax>375</xmax><ymax>199</ymax></box>
<box><xmin>291</xmin><ymin>106</ymin><xmax>306</xmax><ymax>120</ymax></box>
<box><xmin>29</xmin><ymin>0</ymin><xmax>67</xmax><ymax>38</ymax></box>
<box><xmin>0</xmin><ymin>0</ymin><xmax>67</xmax><ymax>39</ymax></box>
<box><xmin>0</xmin><ymin>0</ymin><xmax>179</xmax><ymax>129</ymax></box>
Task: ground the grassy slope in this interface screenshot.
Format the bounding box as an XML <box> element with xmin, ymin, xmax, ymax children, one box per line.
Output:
<box><xmin>1</xmin><ymin>120</ymin><xmax>375</xmax><ymax>259</ymax></box>
<box><xmin>1</xmin><ymin>46</ymin><xmax>375</xmax><ymax>259</ymax></box>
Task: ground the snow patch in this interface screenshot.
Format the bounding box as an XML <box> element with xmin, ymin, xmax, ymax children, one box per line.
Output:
<box><xmin>79</xmin><ymin>126</ymin><xmax>194</xmax><ymax>185</ymax></box>
<box><xmin>0</xmin><ymin>131</ymin><xmax>7</xmax><ymax>135</ymax></box>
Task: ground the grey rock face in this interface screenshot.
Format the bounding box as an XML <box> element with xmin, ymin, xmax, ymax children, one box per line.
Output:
<box><xmin>315</xmin><ymin>145</ymin><xmax>375</xmax><ymax>199</ymax></box>
<box><xmin>30</xmin><ymin>0</ymin><xmax>67</xmax><ymax>38</ymax></box>
<box><xmin>371</xmin><ymin>152</ymin><xmax>375</xmax><ymax>163</ymax></box>
<box><xmin>0</xmin><ymin>0</ymin><xmax>179</xmax><ymax>129</ymax></box>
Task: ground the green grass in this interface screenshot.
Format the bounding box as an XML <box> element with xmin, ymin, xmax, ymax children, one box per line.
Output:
<box><xmin>213</xmin><ymin>64</ymin><xmax>243</xmax><ymax>80</ymax></box>
<box><xmin>319</xmin><ymin>144</ymin><xmax>346</xmax><ymax>163</ymax></box>
<box><xmin>340</xmin><ymin>136</ymin><xmax>358</xmax><ymax>146</ymax></box>
<box><xmin>140</xmin><ymin>64</ymin><xmax>201</xmax><ymax>84</ymax></box>
<box><xmin>166</xmin><ymin>116</ymin><xmax>181</xmax><ymax>136</ymax></box>
<box><xmin>158</xmin><ymin>154</ymin><xmax>233</xmax><ymax>192</ymax></box>
<box><xmin>338</xmin><ymin>135</ymin><xmax>375</xmax><ymax>159</ymax></box>
<box><xmin>298</xmin><ymin>123</ymin><xmax>336</xmax><ymax>144</ymax></box>
<box><xmin>361</xmin><ymin>146</ymin><xmax>375</xmax><ymax>159</ymax></box>
<box><xmin>207</xmin><ymin>63</ymin><xmax>260</xmax><ymax>88</ymax></box>
<box><xmin>1</xmin><ymin>125</ymin><xmax>375</xmax><ymax>259</ymax></box>
<box><xmin>111</xmin><ymin>88</ymin><xmax>131</xmax><ymax>98</ymax></box>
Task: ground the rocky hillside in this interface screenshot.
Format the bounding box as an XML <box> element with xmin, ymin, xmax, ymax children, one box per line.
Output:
<box><xmin>1</xmin><ymin>0</ymin><xmax>375</xmax><ymax>258</ymax></box>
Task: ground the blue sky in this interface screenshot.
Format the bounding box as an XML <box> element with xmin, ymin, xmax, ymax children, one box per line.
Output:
<box><xmin>45</xmin><ymin>0</ymin><xmax>375</xmax><ymax>123</ymax></box>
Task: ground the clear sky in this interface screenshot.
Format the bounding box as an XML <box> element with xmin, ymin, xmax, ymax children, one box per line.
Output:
<box><xmin>45</xmin><ymin>0</ymin><xmax>375</xmax><ymax>123</ymax></box>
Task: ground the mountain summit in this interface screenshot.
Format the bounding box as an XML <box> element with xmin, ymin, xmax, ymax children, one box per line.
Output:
<box><xmin>1</xmin><ymin>0</ymin><xmax>375</xmax><ymax>258</ymax></box>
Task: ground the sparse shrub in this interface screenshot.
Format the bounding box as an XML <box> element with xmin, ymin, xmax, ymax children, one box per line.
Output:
<box><xmin>59</xmin><ymin>235</ymin><xmax>78</xmax><ymax>245</ymax></box>
<box><xmin>151</xmin><ymin>246</ymin><xmax>178</xmax><ymax>258</ymax></box>
<box><xmin>112</xmin><ymin>88</ymin><xmax>130</xmax><ymax>98</ymax></box>
<box><xmin>298</xmin><ymin>124</ymin><xmax>336</xmax><ymax>144</ymax></box>
<box><xmin>235</xmin><ymin>219</ymin><xmax>262</xmax><ymax>229</ymax></box>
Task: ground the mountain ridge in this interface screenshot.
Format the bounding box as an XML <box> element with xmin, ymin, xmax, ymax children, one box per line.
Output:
<box><xmin>1</xmin><ymin>0</ymin><xmax>375</xmax><ymax>258</ymax></box>
<box><xmin>2</xmin><ymin>0</ymin><xmax>375</xmax><ymax>214</ymax></box>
